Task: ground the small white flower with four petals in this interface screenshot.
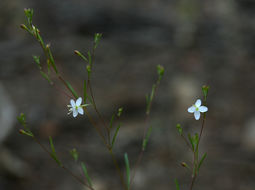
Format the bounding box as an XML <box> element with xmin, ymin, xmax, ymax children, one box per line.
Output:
<box><xmin>188</xmin><ymin>99</ymin><xmax>208</xmax><ymax>120</ymax></box>
<box><xmin>67</xmin><ymin>97</ymin><xmax>85</xmax><ymax>118</ymax></box>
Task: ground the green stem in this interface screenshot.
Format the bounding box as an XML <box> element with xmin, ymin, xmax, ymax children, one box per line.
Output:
<box><xmin>87</xmin><ymin>80</ymin><xmax>111</xmax><ymax>143</ymax></box>
<box><xmin>83</xmin><ymin>107</ymin><xmax>108</xmax><ymax>146</ymax></box>
<box><xmin>108</xmin><ymin>148</ymin><xmax>128</xmax><ymax>190</ymax></box>
<box><xmin>189</xmin><ymin>113</ymin><xmax>206</xmax><ymax>190</ymax></box>
<box><xmin>130</xmin><ymin>77</ymin><xmax>162</xmax><ymax>189</ymax></box>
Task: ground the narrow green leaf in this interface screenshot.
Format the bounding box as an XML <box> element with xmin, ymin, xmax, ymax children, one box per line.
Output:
<box><xmin>40</xmin><ymin>71</ymin><xmax>53</xmax><ymax>85</ymax></box>
<box><xmin>124</xmin><ymin>153</ymin><xmax>130</xmax><ymax>190</ymax></box>
<box><xmin>109</xmin><ymin>114</ymin><xmax>115</xmax><ymax>129</ymax></box>
<box><xmin>188</xmin><ymin>134</ymin><xmax>194</xmax><ymax>151</ymax></box>
<box><xmin>198</xmin><ymin>153</ymin><xmax>207</xmax><ymax>172</ymax></box>
<box><xmin>194</xmin><ymin>133</ymin><xmax>199</xmax><ymax>148</ymax></box>
<box><xmin>81</xmin><ymin>162</ymin><xmax>92</xmax><ymax>187</ymax></box>
<box><xmin>49</xmin><ymin>136</ymin><xmax>56</xmax><ymax>155</ymax></box>
<box><xmin>33</xmin><ymin>55</ymin><xmax>41</xmax><ymax>69</ymax></box>
<box><xmin>37</xmin><ymin>32</ymin><xmax>46</xmax><ymax>49</ymax></box>
<box><xmin>202</xmin><ymin>85</ymin><xmax>209</xmax><ymax>101</ymax></box>
<box><xmin>46</xmin><ymin>45</ymin><xmax>58</xmax><ymax>74</ymax></box>
<box><xmin>65</xmin><ymin>80</ymin><xmax>78</xmax><ymax>99</ymax></box>
<box><xmin>51</xmin><ymin>152</ymin><xmax>62</xmax><ymax>166</ymax></box>
<box><xmin>142</xmin><ymin>126</ymin><xmax>153</xmax><ymax>151</ymax></box>
<box><xmin>174</xmin><ymin>179</ymin><xmax>180</xmax><ymax>190</ymax></box>
<box><xmin>111</xmin><ymin>123</ymin><xmax>121</xmax><ymax>148</ymax></box>
<box><xmin>49</xmin><ymin>136</ymin><xmax>62</xmax><ymax>166</ymax></box>
<box><xmin>70</xmin><ymin>148</ymin><xmax>79</xmax><ymax>162</ymax></box>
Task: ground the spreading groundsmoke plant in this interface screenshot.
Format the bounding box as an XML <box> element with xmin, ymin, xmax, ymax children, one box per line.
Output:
<box><xmin>18</xmin><ymin>8</ymin><xmax>209</xmax><ymax>190</ymax></box>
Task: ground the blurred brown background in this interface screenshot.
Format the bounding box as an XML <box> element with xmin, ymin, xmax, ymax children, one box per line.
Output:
<box><xmin>0</xmin><ymin>0</ymin><xmax>255</xmax><ymax>190</ymax></box>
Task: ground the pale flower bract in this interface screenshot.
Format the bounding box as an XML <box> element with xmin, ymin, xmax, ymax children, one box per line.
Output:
<box><xmin>68</xmin><ymin>97</ymin><xmax>84</xmax><ymax>118</ymax></box>
<box><xmin>187</xmin><ymin>99</ymin><xmax>208</xmax><ymax>120</ymax></box>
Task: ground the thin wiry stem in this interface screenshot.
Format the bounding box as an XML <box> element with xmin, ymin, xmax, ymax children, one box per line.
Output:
<box><xmin>189</xmin><ymin>113</ymin><xmax>206</xmax><ymax>190</ymax></box>
<box><xmin>86</xmin><ymin>42</ymin><xmax>111</xmax><ymax>144</ymax></box>
<box><xmin>87</xmin><ymin>80</ymin><xmax>111</xmax><ymax>143</ymax></box>
<box><xmin>83</xmin><ymin>107</ymin><xmax>108</xmax><ymax>146</ymax></box>
<box><xmin>181</xmin><ymin>134</ymin><xmax>193</xmax><ymax>151</ymax></box>
<box><xmin>130</xmin><ymin>77</ymin><xmax>162</xmax><ymax>189</ymax></box>
<box><xmin>108</xmin><ymin>148</ymin><xmax>128</xmax><ymax>190</ymax></box>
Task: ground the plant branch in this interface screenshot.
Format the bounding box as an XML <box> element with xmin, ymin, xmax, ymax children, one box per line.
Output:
<box><xmin>32</xmin><ymin>137</ymin><xmax>94</xmax><ymax>190</ymax></box>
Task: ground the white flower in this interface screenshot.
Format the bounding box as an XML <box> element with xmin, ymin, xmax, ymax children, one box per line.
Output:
<box><xmin>187</xmin><ymin>99</ymin><xmax>208</xmax><ymax>120</ymax></box>
<box><xmin>67</xmin><ymin>97</ymin><xmax>84</xmax><ymax>118</ymax></box>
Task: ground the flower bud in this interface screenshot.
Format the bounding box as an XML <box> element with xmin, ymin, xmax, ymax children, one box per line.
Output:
<box><xmin>19</xmin><ymin>129</ymin><xmax>26</xmax><ymax>134</ymax></box>
<box><xmin>94</xmin><ymin>33</ymin><xmax>102</xmax><ymax>48</ymax></box>
<box><xmin>157</xmin><ymin>65</ymin><xmax>164</xmax><ymax>81</ymax></box>
<box><xmin>19</xmin><ymin>129</ymin><xmax>34</xmax><ymax>137</ymax></box>
<box><xmin>86</xmin><ymin>65</ymin><xmax>91</xmax><ymax>74</ymax></box>
<box><xmin>181</xmin><ymin>162</ymin><xmax>188</xmax><ymax>168</ymax></box>
<box><xmin>46</xmin><ymin>44</ymin><xmax>51</xmax><ymax>50</ymax></box>
<box><xmin>20</xmin><ymin>24</ymin><xmax>28</xmax><ymax>31</ymax></box>
<box><xmin>202</xmin><ymin>85</ymin><xmax>209</xmax><ymax>100</ymax></box>
<box><xmin>117</xmin><ymin>107</ymin><xmax>123</xmax><ymax>117</ymax></box>
<box><xmin>74</xmin><ymin>50</ymin><xmax>81</xmax><ymax>56</ymax></box>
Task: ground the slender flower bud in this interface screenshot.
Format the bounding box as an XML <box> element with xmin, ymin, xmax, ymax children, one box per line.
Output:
<box><xmin>181</xmin><ymin>162</ymin><xmax>188</xmax><ymax>168</ymax></box>
<box><xmin>20</xmin><ymin>24</ymin><xmax>28</xmax><ymax>31</ymax></box>
<box><xmin>74</xmin><ymin>50</ymin><xmax>81</xmax><ymax>55</ymax></box>
<box><xmin>202</xmin><ymin>85</ymin><xmax>209</xmax><ymax>100</ymax></box>
<box><xmin>19</xmin><ymin>129</ymin><xmax>25</xmax><ymax>134</ymax></box>
<box><xmin>46</xmin><ymin>44</ymin><xmax>50</xmax><ymax>49</ymax></box>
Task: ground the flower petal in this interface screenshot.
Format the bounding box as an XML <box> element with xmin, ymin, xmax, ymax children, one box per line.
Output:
<box><xmin>76</xmin><ymin>97</ymin><xmax>82</xmax><ymax>106</ymax></box>
<box><xmin>78</xmin><ymin>107</ymin><xmax>84</xmax><ymax>115</ymax></box>
<box><xmin>70</xmin><ymin>99</ymin><xmax>76</xmax><ymax>107</ymax></box>
<box><xmin>188</xmin><ymin>106</ymin><xmax>196</xmax><ymax>113</ymax></box>
<box><xmin>194</xmin><ymin>111</ymin><xmax>200</xmax><ymax>120</ymax></box>
<box><xmin>73</xmin><ymin>109</ymin><xmax>78</xmax><ymax>117</ymax></box>
<box><xmin>195</xmin><ymin>99</ymin><xmax>201</xmax><ymax>107</ymax></box>
<box><xmin>199</xmin><ymin>106</ymin><xmax>208</xmax><ymax>113</ymax></box>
